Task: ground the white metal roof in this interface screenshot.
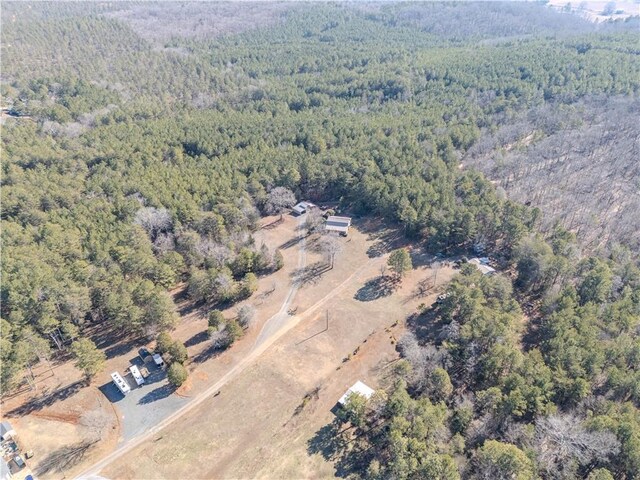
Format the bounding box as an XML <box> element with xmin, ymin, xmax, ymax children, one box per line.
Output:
<box><xmin>470</xmin><ymin>258</ymin><xmax>496</xmax><ymax>275</ymax></box>
<box><xmin>338</xmin><ymin>381</ymin><xmax>375</xmax><ymax>405</ymax></box>
<box><xmin>293</xmin><ymin>201</ymin><xmax>316</xmax><ymax>213</ymax></box>
<box><xmin>326</xmin><ymin>215</ymin><xmax>351</xmax><ymax>226</ymax></box>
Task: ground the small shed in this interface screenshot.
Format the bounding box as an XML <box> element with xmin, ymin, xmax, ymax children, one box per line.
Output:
<box><xmin>325</xmin><ymin>216</ymin><xmax>352</xmax><ymax>235</ymax></box>
<box><xmin>0</xmin><ymin>421</ymin><xmax>15</xmax><ymax>441</ymax></box>
<box><xmin>292</xmin><ymin>201</ymin><xmax>316</xmax><ymax>215</ymax></box>
<box><xmin>469</xmin><ymin>258</ymin><xmax>496</xmax><ymax>276</ymax></box>
<box><xmin>338</xmin><ymin>381</ymin><xmax>375</xmax><ymax>406</ymax></box>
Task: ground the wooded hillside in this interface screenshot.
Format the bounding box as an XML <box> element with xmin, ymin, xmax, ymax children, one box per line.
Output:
<box><xmin>1</xmin><ymin>2</ymin><xmax>638</xmax><ymax>478</ymax></box>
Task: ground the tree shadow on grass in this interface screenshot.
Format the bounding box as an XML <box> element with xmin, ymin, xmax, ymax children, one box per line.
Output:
<box><xmin>290</xmin><ymin>261</ymin><xmax>331</xmax><ymax>287</ymax></box>
<box><xmin>279</xmin><ymin>235</ymin><xmax>304</xmax><ymax>249</ymax></box>
<box><xmin>365</xmin><ymin>228</ymin><xmax>406</xmax><ymax>258</ymax></box>
<box><xmin>138</xmin><ymin>384</ymin><xmax>174</xmax><ymax>405</ymax></box>
<box><xmin>35</xmin><ymin>440</ymin><xmax>95</xmax><ymax>476</ymax></box>
<box><xmin>307</xmin><ymin>420</ymin><xmax>369</xmax><ymax>478</ymax></box>
<box><xmin>6</xmin><ymin>379</ymin><xmax>87</xmax><ymax>417</ymax></box>
<box><xmin>354</xmin><ymin>275</ymin><xmax>399</xmax><ymax>302</ymax></box>
<box><xmin>103</xmin><ymin>338</ymin><xmax>141</xmax><ymax>360</ymax></box>
<box><xmin>192</xmin><ymin>341</ymin><xmax>225</xmax><ymax>364</ymax></box>
<box><xmin>307</xmin><ymin>420</ymin><xmax>347</xmax><ymax>462</ymax></box>
<box><xmin>184</xmin><ymin>330</ymin><xmax>209</xmax><ymax>347</ymax></box>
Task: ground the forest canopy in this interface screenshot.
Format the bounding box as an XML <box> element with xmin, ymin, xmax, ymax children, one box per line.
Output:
<box><xmin>1</xmin><ymin>2</ymin><xmax>639</xmax><ymax>478</ymax></box>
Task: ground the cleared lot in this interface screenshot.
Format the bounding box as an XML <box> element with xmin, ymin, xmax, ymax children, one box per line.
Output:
<box><xmin>101</xmin><ymin>219</ymin><xmax>455</xmax><ymax>479</ymax></box>
<box><xmin>98</xmin><ymin>360</ymin><xmax>189</xmax><ymax>442</ymax></box>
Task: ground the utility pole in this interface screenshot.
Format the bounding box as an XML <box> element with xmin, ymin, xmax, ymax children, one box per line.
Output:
<box><xmin>324</xmin><ymin>310</ymin><xmax>329</xmax><ymax>332</ymax></box>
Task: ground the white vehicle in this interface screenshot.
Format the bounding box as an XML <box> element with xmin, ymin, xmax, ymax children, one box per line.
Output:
<box><xmin>111</xmin><ymin>371</ymin><xmax>131</xmax><ymax>395</ymax></box>
<box><xmin>153</xmin><ymin>353</ymin><xmax>165</xmax><ymax>368</ymax></box>
<box><xmin>129</xmin><ymin>365</ymin><xmax>145</xmax><ymax>386</ymax></box>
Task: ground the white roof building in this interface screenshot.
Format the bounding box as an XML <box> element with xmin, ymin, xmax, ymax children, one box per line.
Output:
<box><xmin>325</xmin><ymin>216</ymin><xmax>352</xmax><ymax>234</ymax></box>
<box><xmin>338</xmin><ymin>381</ymin><xmax>375</xmax><ymax>405</ymax></box>
<box><xmin>469</xmin><ymin>258</ymin><xmax>496</xmax><ymax>275</ymax></box>
<box><xmin>292</xmin><ymin>201</ymin><xmax>316</xmax><ymax>215</ymax></box>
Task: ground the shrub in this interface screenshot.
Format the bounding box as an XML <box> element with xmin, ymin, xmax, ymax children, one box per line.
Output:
<box><xmin>167</xmin><ymin>362</ymin><xmax>188</xmax><ymax>387</ymax></box>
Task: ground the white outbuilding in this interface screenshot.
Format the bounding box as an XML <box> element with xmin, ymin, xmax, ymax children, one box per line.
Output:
<box><xmin>338</xmin><ymin>381</ymin><xmax>375</xmax><ymax>406</ymax></box>
<box><xmin>325</xmin><ymin>216</ymin><xmax>352</xmax><ymax>235</ymax></box>
<box><xmin>469</xmin><ymin>257</ymin><xmax>496</xmax><ymax>276</ymax></box>
<box><xmin>292</xmin><ymin>201</ymin><xmax>316</xmax><ymax>215</ymax></box>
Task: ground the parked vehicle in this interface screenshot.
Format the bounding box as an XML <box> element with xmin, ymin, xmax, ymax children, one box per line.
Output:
<box><xmin>13</xmin><ymin>455</ymin><xmax>25</xmax><ymax>469</ymax></box>
<box><xmin>153</xmin><ymin>353</ymin><xmax>165</xmax><ymax>368</ymax></box>
<box><xmin>138</xmin><ymin>347</ymin><xmax>152</xmax><ymax>363</ymax></box>
<box><xmin>129</xmin><ymin>365</ymin><xmax>145</xmax><ymax>386</ymax></box>
<box><xmin>111</xmin><ymin>371</ymin><xmax>131</xmax><ymax>395</ymax></box>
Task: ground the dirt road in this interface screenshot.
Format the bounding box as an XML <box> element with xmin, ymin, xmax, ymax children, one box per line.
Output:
<box><xmin>253</xmin><ymin>216</ymin><xmax>306</xmax><ymax>348</ymax></box>
<box><xmin>75</xmin><ymin>220</ymin><xmax>378</xmax><ymax>480</ymax></box>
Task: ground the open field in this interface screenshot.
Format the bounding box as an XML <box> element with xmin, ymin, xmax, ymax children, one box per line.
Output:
<box><xmin>97</xmin><ymin>218</ymin><xmax>455</xmax><ymax>479</ymax></box>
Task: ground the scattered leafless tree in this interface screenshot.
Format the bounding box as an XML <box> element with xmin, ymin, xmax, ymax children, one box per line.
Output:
<box><xmin>237</xmin><ymin>304</ymin><xmax>256</xmax><ymax>329</ymax></box>
<box><xmin>134</xmin><ymin>206</ymin><xmax>172</xmax><ymax>240</ymax></box>
<box><xmin>80</xmin><ymin>408</ymin><xmax>112</xmax><ymax>443</ymax></box>
<box><xmin>153</xmin><ymin>232</ymin><xmax>175</xmax><ymax>254</ymax></box>
<box><xmin>265</xmin><ymin>186</ymin><xmax>296</xmax><ymax>219</ymax></box>
<box><xmin>397</xmin><ymin>333</ymin><xmax>448</xmax><ymax>392</ymax></box>
<box><xmin>316</xmin><ymin>234</ymin><xmax>343</xmax><ymax>269</ymax></box>
<box><xmin>534</xmin><ymin>413</ymin><xmax>620</xmax><ymax>478</ymax></box>
<box><xmin>303</xmin><ymin>208</ymin><xmax>324</xmax><ymax>235</ymax></box>
<box><xmin>195</xmin><ymin>238</ymin><xmax>233</xmax><ymax>267</ymax></box>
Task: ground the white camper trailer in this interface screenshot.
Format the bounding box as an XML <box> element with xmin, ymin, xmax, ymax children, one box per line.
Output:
<box><xmin>129</xmin><ymin>365</ymin><xmax>145</xmax><ymax>386</ymax></box>
<box><xmin>111</xmin><ymin>371</ymin><xmax>131</xmax><ymax>395</ymax></box>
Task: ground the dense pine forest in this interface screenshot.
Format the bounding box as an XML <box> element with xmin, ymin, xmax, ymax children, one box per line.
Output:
<box><xmin>1</xmin><ymin>2</ymin><xmax>639</xmax><ymax>479</ymax></box>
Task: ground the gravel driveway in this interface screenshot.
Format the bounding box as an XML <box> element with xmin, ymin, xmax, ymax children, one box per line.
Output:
<box><xmin>98</xmin><ymin>357</ymin><xmax>190</xmax><ymax>442</ymax></box>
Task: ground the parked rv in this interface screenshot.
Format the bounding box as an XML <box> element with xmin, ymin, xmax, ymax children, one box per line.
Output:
<box><xmin>111</xmin><ymin>371</ymin><xmax>131</xmax><ymax>395</ymax></box>
<box><xmin>129</xmin><ymin>365</ymin><xmax>145</xmax><ymax>386</ymax></box>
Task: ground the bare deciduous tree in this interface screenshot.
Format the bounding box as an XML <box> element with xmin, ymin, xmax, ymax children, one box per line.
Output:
<box><xmin>195</xmin><ymin>238</ymin><xmax>233</xmax><ymax>267</ymax></box>
<box><xmin>265</xmin><ymin>186</ymin><xmax>296</xmax><ymax>219</ymax></box>
<box><xmin>316</xmin><ymin>235</ymin><xmax>343</xmax><ymax>269</ymax></box>
<box><xmin>237</xmin><ymin>304</ymin><xmax>256</xmax><ymax>328</ymax></box>
<box><xmin>134</xmin><ymin>207</ymin><xmax>172</xmax><ymax>240</ymax></box>
<box><xmin>153</xmin><ymin>232</ymin><xmax>175</xmax><ymax>254</ymax></box>
<box><xmin>303</xmin><ymin>208</ymin><xmax>324</xmax><ymax>235</ymax></box>
<box><xmin>397</xmin><ymin>333</ymin><xmax>448</xmax><ymax>392</ymax></box>
<box><xmin>534</xmin><ymin>413</ymin><xmax>620</xmax><ymax>478</ymax></box>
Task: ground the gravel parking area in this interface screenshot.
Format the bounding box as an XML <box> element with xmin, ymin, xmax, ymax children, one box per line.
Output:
<box><xmin>99</xmin><ymin>357</ymin><xmax>189</xmax><ymax>442</ymax></box>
